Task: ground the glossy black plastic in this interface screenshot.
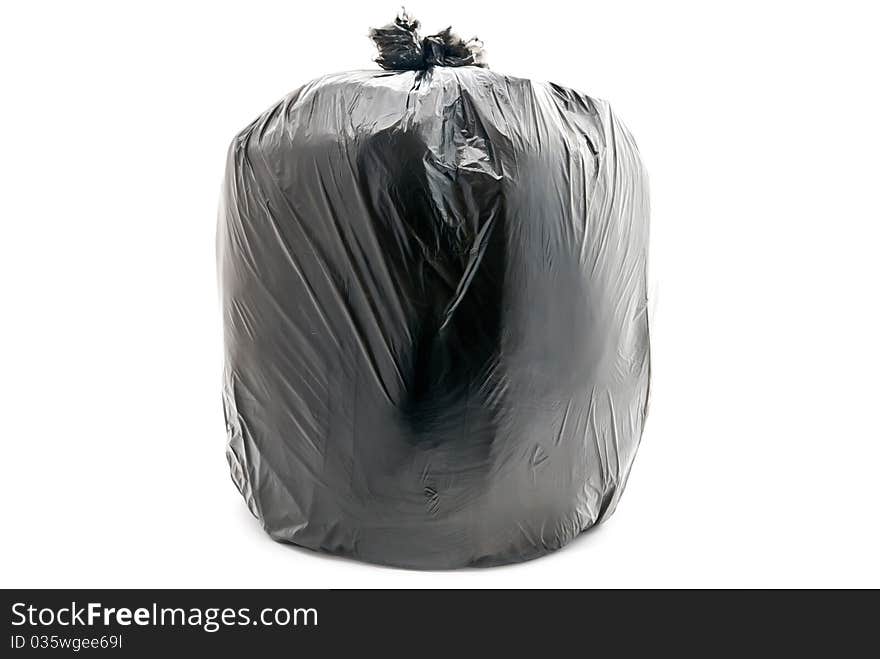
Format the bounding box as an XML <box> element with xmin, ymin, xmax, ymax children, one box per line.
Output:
<box><xmin>217</xmin><ymin>15</ymin><xmax>650</xmax><ymax>568</ymax></box>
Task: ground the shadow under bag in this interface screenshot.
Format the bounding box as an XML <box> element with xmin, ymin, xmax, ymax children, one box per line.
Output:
<box><xmin>217</xmin><ymin>13</ymin><xmax>650</xmax><ymax>568</ymax></box>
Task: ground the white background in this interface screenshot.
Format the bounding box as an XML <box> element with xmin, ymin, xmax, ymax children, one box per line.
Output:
<box><xmin>2</xmin><ymin>0</ymin><xmax>878</xmax><ymax>588</ymax></box>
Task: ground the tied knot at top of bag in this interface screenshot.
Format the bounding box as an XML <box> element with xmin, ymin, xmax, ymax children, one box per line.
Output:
<box><xmin>369</xmin><ymin>11</ymin><xmax>487</xmax><ymax>71</ymax></box>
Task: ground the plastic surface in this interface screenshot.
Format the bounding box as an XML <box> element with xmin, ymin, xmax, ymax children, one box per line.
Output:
<box><xmin>217</xmin><ymin>14</ymin><xmax>650</xmax><ymax>568</ymax></box>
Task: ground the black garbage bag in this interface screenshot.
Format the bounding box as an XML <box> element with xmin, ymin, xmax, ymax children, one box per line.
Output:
<box><xmin>217</xmin><ymin>12</ymin><xmax>650</xmax><ymax>568</ymax></box>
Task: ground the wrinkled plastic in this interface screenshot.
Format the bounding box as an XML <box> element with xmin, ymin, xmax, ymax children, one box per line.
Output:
<box><xmin>218</xmin><ymin>20</ymin><xmax>650</xmax><ymax>569</ymax></box>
